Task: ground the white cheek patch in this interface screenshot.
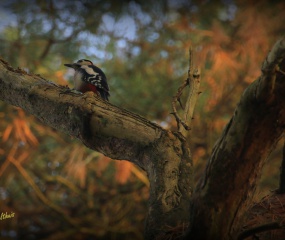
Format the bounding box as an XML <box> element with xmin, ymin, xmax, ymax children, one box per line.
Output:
<box><xmin>81</xmin><ymin>65</ymin><xmax>99</xmax><ymax>76</ymax></box>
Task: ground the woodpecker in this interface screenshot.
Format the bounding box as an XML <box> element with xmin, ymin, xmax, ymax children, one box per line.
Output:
<box><xmin>64</xmin><ymin>59</ymin><xmax>110</xmax><ymax>101</ymax></box>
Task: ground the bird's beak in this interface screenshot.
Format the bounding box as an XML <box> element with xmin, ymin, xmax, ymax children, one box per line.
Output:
<box><xmin>64</xmin><ymin>63</ymin><xmax>75</xmax><ymax>68</ymax></box>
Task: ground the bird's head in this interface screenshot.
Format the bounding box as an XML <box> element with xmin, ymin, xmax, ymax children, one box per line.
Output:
<box><xmin>64</xmin><ymin>59</ymin><xmax>93</xmax><ymax>69</ymax></box>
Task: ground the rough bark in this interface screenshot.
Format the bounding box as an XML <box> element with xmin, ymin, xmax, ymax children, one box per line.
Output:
<box><xmin>0</xmin><ymin>59</ymin><xmax>193</xmax><ymax>239</ymax></box>
<box><xmin>187</xmin><ymin>37</ymin><xmax>285</xmax><ymax>239</ymax></box>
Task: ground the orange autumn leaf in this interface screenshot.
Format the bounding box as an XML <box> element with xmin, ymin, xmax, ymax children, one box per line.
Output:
<box><xmin>115</xmin><ymin>161</ymin><xmax>132</xmax><ymax>184</ymax></box>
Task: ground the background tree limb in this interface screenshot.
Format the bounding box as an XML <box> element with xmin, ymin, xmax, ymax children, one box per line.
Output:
<box><xmin>188</xmin><ymin>36</ymin><xmax>285</xmax><ymax>239</ymax></box>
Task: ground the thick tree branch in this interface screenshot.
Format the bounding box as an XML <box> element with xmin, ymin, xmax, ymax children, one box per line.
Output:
<box><xmin>188</xmin><ymin>36</ymin><xmax>285</xmax><ymax>239</ymax></box>
<box><xmin>0</xmin><ymin>58</ymin><xmax>194</xmax><ymax>239</ymax></box>
<box><xmin>0</xmin><ymin>58</ymin><xmax>164</xmax><ymax>168</ymax></box>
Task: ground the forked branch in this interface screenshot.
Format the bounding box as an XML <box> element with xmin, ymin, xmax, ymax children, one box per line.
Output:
<box><xmin>171</xmin><ymin>47</ymin><xmax>201</xmax><ymax>136</ymax></box>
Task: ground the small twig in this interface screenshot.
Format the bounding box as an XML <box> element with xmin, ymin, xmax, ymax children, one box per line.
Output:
<box><xmin>171</xmin><ymin>48</ymin><xmax>193</xmax><ymax>132</ymax></box>
<box><xmin>171</xmin><ymin>79</ymin><xmax>190</xmax><ymax>131</ymax></box>
<box><xmin>188</xmin><ymin>45</ymin><xmax>193</xmax><ymax>78</ymax></box>
<box><xmin>171</xmin><ymin>78</ymin><xmax>190</xmax><ymax>124</ymax></box>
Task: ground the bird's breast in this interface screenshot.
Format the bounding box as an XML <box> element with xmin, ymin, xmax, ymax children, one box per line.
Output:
<box><xmin>73</xmin><ymin>71</ymin><xmax>97</xmax><ymax>94</ymax></box>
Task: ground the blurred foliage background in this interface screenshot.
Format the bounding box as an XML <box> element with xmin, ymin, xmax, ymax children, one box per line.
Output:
<box><xmin>1</xmin><ymin>0</ymin><xmax>285</xmax><ymax>239</ymax></box>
